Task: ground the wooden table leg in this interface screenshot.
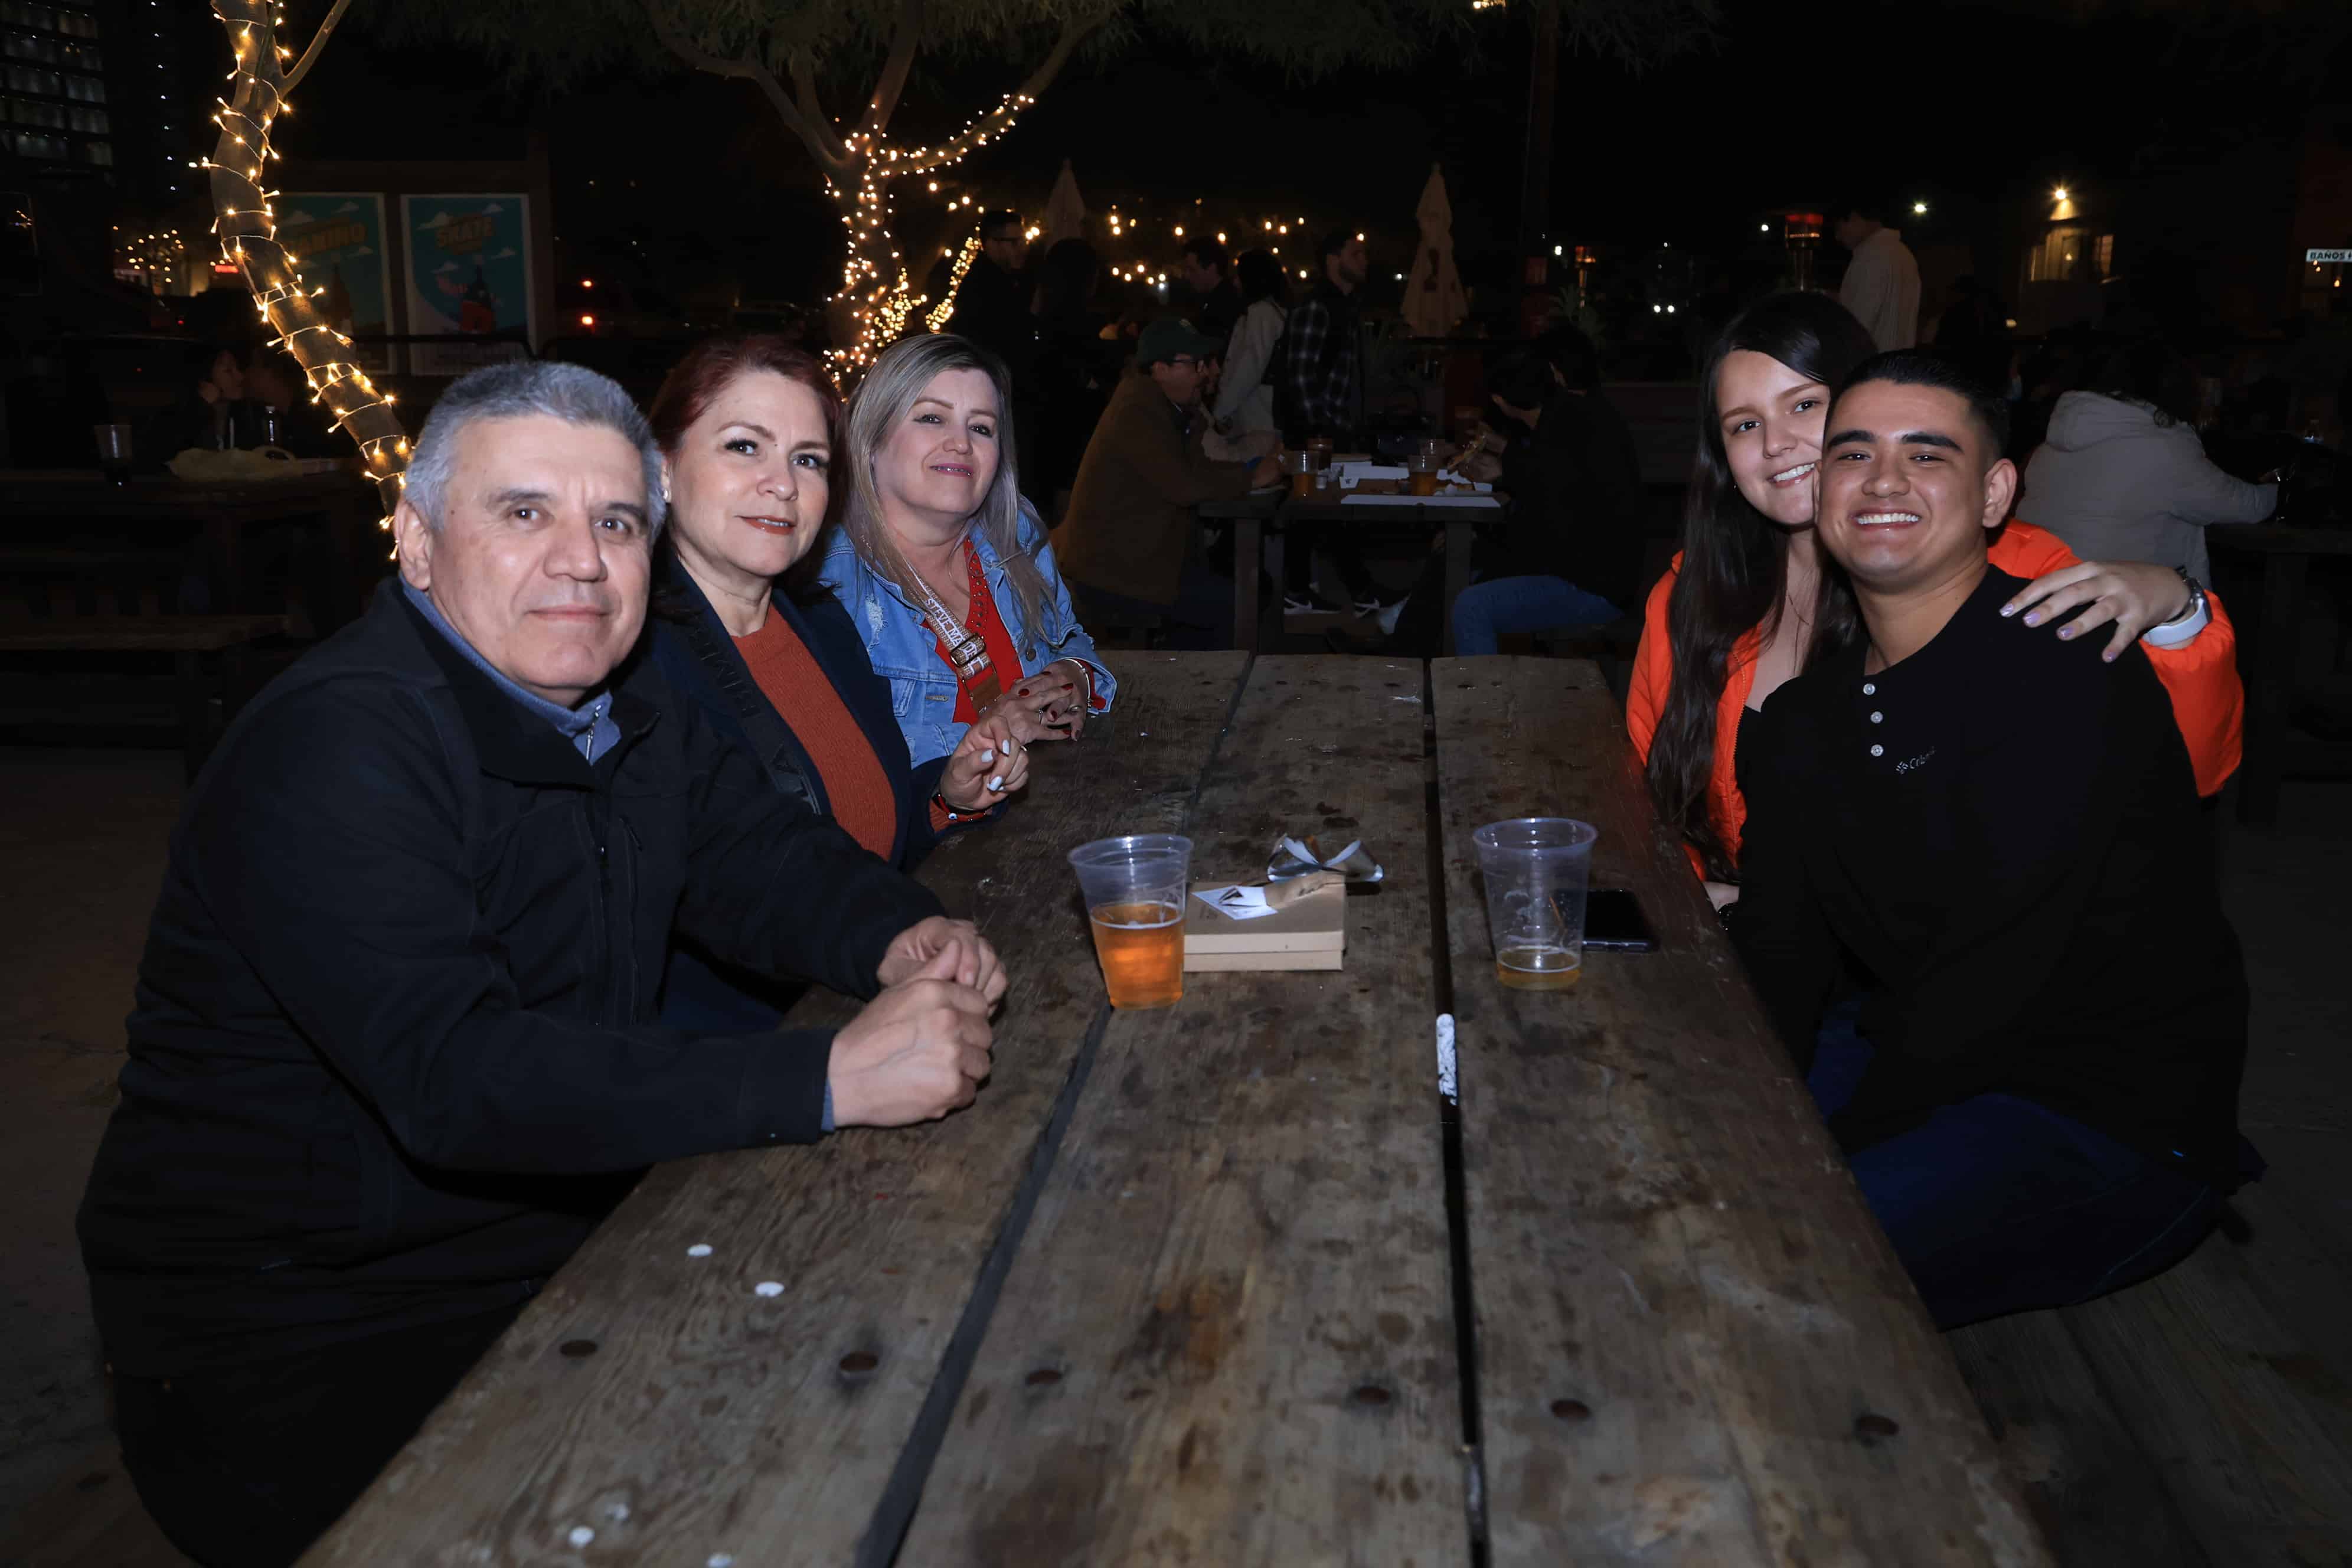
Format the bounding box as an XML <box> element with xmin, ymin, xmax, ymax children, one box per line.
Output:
<box><xmin>204</xmin><ymin>512</ymin><xmax>240</xmax><ymax>614</ymax></box>
<box><xmin>1442</xmin><ymin>517</ymin><xmax>1473</xmax><ymax>655</ymax></box>
<box><xmin>1233</xmin><ymin>514</ymin><xmax>1262</xmax><ymax>653</ymax></box>
<box><xmin>2236</xmin><ymin>549</ymin><xmax>2308</xmax><ymax>826</ymax></box>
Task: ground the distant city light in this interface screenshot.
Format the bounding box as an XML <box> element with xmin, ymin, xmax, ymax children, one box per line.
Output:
<box><xmin>2053</xmin><ymin>187</ymin><xmax>2069</xmax><ymax>202</ymax></box>
<box><xmin>580</xmin><ymin>279</ymin><xmax>593</xmax><ymax>288</ymax></box>
<box><xmin>1760</xmin><ymin>223</ymin><xmax>1770</xmax><ymax>233</ymax></box>
<box><xmin>579</xmin><ymin>313</ymin><xmax>595</xmax><ymax>328</ymax></box>
<box><xmin>1553</xmin><ymin>244</ymin><xmax>1562</xmax><ymax>256</ymax></box>
<box><xmin>1912</xmin><ymin>200</ymin><xmax>1929</xmax><ymax>215</ymax></box>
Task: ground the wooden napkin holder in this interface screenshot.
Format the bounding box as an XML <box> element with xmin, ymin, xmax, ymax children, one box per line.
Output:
<box><xmin>1183</xmin><ymin>871</ymin><xmax>1346</xmax><ymax>972</ymax></box>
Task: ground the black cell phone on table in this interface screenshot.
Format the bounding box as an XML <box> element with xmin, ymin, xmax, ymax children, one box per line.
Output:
<box><xmin>1558</xmin><ymin>888</ymin><xmax>1660</xmax><ymax>952</ymax></box>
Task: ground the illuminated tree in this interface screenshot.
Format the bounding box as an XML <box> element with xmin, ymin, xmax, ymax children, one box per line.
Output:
<box><xmin>205</xmin><ymin>0</ymin><xmax>412</xmax><ymax>525</ymax></box>
<box><xmin>390</xmin><ymin>0</ymin><xmax>1715</xmax><ymax>374</ymax></box>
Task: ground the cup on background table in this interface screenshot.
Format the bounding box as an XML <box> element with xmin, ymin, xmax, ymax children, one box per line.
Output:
<box><xmin>1405</xmin><ymin>449</ymin><xmax>1440</xmax><ymax>496</ymax></box>
<box><xmin>93</xmin><ymin>423</ymin><xmax>134</xmax><ymax>485</ymax></box>
<box><xmin>1473</xmin><ymin>818</ymin><xmax>1597</xmax><ymax>991</ymax></box>
<box><xmin>1068</xmin><ymin>834</ymin><xmax>1192</xmax><ymax>1008</ymax></box>
<box><xmin>1286</xmin><ymin>448</ymin><xmax>1319</xmax><ymax>499</ymax></box>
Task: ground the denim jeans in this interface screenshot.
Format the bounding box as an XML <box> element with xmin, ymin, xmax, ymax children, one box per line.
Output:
<box><xmin>1809</xmin><ymin>1004</ymin><xmax>2226</xmax><ymax>1329</ymax></box>
<box><xmin>1451</xmin><ymin>574</ymin><xmax>1621</xmax><ymax>656</ymax></box>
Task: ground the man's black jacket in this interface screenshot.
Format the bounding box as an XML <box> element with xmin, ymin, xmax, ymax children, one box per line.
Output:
<box><xmin>78</xmin><ymin>583</ymin><xmax>942</xmax><ymax>1374</ymax></box>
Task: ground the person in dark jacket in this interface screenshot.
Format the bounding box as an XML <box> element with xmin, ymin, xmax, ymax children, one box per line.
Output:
<box><xmin>1384</xmin><ymin>342</ymin><xmax>1646</xmax><ymax>655</ymax></box>
<box><xmin>644</xmin><ymin>334</ymin><xmax>1031</xmax><ymax>1035</ymax></box>
<box><xmin>946</xmin><ymin>210</ymin><xmax>1043</xmax><ymax>484</ymax></box>
<box><xmin>77</xmin><ymin>360</ymin><xmax>1007</xmax><ymax>1568</ymax></box>
<box><xmin>1447</xmin><ymin>346</ymin><xmax>1647</xmax><ymax>653</ymax></box>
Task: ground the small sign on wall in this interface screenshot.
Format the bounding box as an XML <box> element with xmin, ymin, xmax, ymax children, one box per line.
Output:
<box><xmin>280</xmin><ymin>193</ymin><xmax>394</xmax><ymax>373</ymax></box>
<box><xmin>401</xmin><ymin>193</ymin><xmax>535</xmax><ymax>377</ymax></box>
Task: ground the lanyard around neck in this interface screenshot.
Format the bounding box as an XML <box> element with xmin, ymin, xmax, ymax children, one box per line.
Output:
<box><xmin>897</xmin><ymin>534</ymin><xmax>1004</xmax><ymax>709</ymax></box>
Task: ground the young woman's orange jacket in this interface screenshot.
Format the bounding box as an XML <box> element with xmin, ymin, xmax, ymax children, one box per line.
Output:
<box><xmin>1625</xmin><ymin>519</ymin><xmax>2243</xmax><ymax>877</ymax></box>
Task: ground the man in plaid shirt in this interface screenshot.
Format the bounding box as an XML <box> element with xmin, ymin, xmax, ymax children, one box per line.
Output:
<box><xmin>1284</xmin><ymin>228</ymin><xmax>1370</xmax><ymax>443</ymax></box>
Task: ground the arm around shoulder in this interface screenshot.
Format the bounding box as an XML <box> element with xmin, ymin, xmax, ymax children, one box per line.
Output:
<box><xmin>1624</xmin><ymin>564</ymin><xmax>1680</xmax><ymax>762</ymax></box>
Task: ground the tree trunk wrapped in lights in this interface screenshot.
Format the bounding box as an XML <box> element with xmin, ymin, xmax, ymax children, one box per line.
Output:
<box><xmin>205</xmin><ymin>0</ymin><xmax>410</xmax><ymax>528</ymax></box>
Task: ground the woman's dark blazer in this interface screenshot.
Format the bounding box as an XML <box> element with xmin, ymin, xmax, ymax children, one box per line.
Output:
<box><xmin>648</xmin><ymin>561</ymin><xmax>959</xmax><ymax>1034</ymax></box>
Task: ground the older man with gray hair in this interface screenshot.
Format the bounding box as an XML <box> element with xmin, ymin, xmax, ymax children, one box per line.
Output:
<box><xmin>77</xmin><ymin>361</ymin><xmax>1005</xmax><ymax>1567</ymax></box>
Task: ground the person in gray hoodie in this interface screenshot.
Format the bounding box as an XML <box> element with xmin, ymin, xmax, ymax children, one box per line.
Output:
<box><xmin>2023</xmin><ymin>375</ymin><xmax>2276</xmax><ymax>585</ymax></box>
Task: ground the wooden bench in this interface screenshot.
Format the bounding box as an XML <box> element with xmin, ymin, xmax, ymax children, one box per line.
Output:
<box><xmin>0</xmin><ymin>615</ymin><xmax>288</xmax><ymax>775</ymax></box>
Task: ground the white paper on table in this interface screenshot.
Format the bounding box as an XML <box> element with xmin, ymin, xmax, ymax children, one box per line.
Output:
<box><xmin>1334</xmin><ymin>462</ymin><xmax>1406</xmax><ymax>486</ymax></box>
<box><xmin>1193</xmin><ymin>884</ymin><xmax>1283</xmax><ymax>920</ymax></box>
<box><xmin>1435</xmin><ymin>471</ymin><xmax>1494</xmax><ymax>491</ymax></box>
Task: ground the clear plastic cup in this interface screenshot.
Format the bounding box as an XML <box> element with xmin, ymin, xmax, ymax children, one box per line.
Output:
<box><xmin>1068</xmin><ymin>834</ymin><xmax>1192</xmax><ymax>1008</ymax></box>
<box><xmin>1472</xmin><ymin>818</ymin><xmax>1598</xmax><ymax>991</ymax></box>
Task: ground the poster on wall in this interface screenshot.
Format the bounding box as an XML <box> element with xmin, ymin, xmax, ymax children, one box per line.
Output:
<box><xmin>400</xmin><ymin>193</ymin><xmax>534</xmax><ymax>377</ymax></box>
<box><xmin>278</xmin><ymin>192</ymin><xmax>393</xmax><ymax>372</ymax></box>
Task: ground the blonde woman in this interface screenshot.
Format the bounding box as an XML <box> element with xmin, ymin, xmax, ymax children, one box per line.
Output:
<box><xmin>819</xmin><ymin>333</ymin><xmax>1115</xmax><ymax>765</ymax></box>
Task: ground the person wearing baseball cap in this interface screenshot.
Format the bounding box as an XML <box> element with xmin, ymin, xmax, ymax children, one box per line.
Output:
<box><xmin>1051</xmin><ymin>316</ymin><xmax>1283</xmax><ymax>647</ymax></box>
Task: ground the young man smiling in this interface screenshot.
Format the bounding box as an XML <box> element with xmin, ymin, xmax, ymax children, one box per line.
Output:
<box><xmin>1729</xmin><ymin>351</ymin><xmax>2249</xmax><ymax>1329</ymax></box>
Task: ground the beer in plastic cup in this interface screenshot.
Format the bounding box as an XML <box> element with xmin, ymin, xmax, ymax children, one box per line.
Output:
<box><xmin>1286</xmin><ymin>449</ymin><xmax>1315</xmax><ymax>499</ymax></box>
<box><xmin>1473</xmin><ymin>818</ymin><xmax>1597</xmax><ymax>991</ymax></box>
<box><xmin>1068</xmin><ymin>834</ymin><xmax>1191</xmax><ymax>1008</ymax></box>
<box><xmin>1406</xmin><ymin>453</ymin><xmax>1440</xmax><ymax>496</ymax></box>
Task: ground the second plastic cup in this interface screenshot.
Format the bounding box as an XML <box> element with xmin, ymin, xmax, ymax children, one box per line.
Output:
<box><xmin>1067</xmin><ymin>834</ymin><xmax>1192</xmax><ymax>1008</ymax></box>
<box><xmin>1472</xmin><ymin>818</ymin><xmax>1598</xmax><ymax>991</ymax></box>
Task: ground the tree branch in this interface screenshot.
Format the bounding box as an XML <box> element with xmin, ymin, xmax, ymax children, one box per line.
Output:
<box><xmin>280</xmin><ymin>0</ymin><xmax>353</xmax><ymax>96</ymax></box>
<box><xmin>788</xmin><ymin>51</ymin><xmax>836</xmax><ymax>148</ymax></box>
<box><xmin>896</xmin><ymin>12</ymin><xmax>1100</xmax><ymax>175</ymax></box>
<box><xmin>1015</xmin><ymin>12</ymin><xmax>1096</xmax><ymax>103</ymax></box>
<box><xmin>858</xmin><ymin>0</ymin><xmax>926</xmax><ymax>141</ymax></box>
<box><xmin>640</xmin><ymin>0</ymin><xmax>850</xmax><ymax>174</ymax></box>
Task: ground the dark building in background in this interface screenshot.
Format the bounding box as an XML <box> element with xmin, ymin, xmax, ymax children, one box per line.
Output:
<box><xmin>2</xmin><ymin>0</ymin><xmax>201</xmax><ymax>228</ymax></box>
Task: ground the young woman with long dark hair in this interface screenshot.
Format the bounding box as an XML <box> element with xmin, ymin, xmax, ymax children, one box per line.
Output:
<box><xmin>1626</xmin><ymin>293</ymin><xmax>2243</xmax><ymax>909</ymax></box>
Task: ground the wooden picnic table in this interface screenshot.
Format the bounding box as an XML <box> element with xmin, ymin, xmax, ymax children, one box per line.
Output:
<box><xmin>306</xmin><ymin>653</ymin><xmax>2049</xmax><ymax>1567</ymax></box>
<box><xmin>0</xmin><ymin>468</ymin><xmax>382</xmax><ymax>633</ymax></box>
<box><xmin>1201</xmin><ymin>491</ymin><xmax>1487</xmax><ymax>652</ymax></box>
<box><xmin>2207</xmin><ymin>524</ymin><xmax>2352</xmax><ymax>825</ymax></box>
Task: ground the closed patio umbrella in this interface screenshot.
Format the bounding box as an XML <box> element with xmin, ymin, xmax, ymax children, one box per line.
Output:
<box><xmin>1042</xmin><ymin>159</ymin><xmax>1087</xmax><ymax>249</ymax></box>
<box><xmin>1403</xmin><ymin>163</ymin><xmax>1468</xmax><ymax>339</ymax></box>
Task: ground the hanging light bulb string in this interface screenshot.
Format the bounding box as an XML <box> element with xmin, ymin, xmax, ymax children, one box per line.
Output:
<box><xmin>206</xmin><ymin>0</ymin><xmax>409</xmax><ymax>540</ymax></box>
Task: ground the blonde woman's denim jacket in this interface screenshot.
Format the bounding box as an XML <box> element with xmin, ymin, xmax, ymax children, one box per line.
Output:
<box><xmin>816</xmin><ymin>502</ymin><xmax>1116</xmax><ymax>765</ymax></box>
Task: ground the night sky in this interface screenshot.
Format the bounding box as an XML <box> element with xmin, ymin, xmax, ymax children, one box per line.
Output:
<box><xmin>276</xmin><ymin>1</ymin><xmax>2351</xmax><ymax>309</ymax></box>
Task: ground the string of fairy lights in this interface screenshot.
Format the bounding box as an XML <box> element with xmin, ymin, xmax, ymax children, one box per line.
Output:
<box><xmin>826</xmin><ymin>90</ymin><xmax>1038</xmax><ymax>373</ymax></box>
<box><xmin>203</xmin><ymin>0</ymin><xmax>409</xmax><ymax>533</ymax></box>
<box><xmin>113</xmin><ymin>226</ymin><xmax>190</xmax><ymax>291</ymax></box>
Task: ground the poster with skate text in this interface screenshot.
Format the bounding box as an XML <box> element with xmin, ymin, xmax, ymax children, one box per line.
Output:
<box><xmin>401</xmin><ymin>194</ymin><xmax>534</xmax><ymax>377</ymax></box>
<box><xmin>279</xmin><ymin>193</ymin><xmax>393</xmax><ymax>373</ymax></box>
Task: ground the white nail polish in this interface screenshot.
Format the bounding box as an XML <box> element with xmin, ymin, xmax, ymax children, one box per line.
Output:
<box><xmin>988</xmin><ymin>775</ymin><xmax>1005</xmax><ymax>791</ymax></box>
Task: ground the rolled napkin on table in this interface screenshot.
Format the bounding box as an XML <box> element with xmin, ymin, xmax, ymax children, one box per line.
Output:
<box><xmin>1268</xmin><ymin>835</ymin><xmax>1384</xmax><ymax>884</ymax></box>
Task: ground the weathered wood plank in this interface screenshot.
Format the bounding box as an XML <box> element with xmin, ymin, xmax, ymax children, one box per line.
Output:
<box><xmin>2062</xmin><ymin>1224</ymin><xmax>2352</xmax><ymax>1567</ymax></box>
<box><xmin>305</xmin><ymin>652</ymin><xmax>1250</xmax><ymax>1568</ymax></box>
<box><xmin>897</xmin><ymin>655</ymin><xmax>1469</xmax><ymax>1566</ymax></box>
<box><xmin>1947</xmin><ymin>1314</ymin><xmax>2209</xmax><ymax>1567</ymax></box>
<box><xmin>1430</xmin><ymin>656</ymin><xmax>2048</xmax><ymax>1567</ymax></box>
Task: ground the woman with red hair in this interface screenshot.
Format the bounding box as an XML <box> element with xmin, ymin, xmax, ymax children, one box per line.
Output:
<box><xmin>644</xmin><ymin>335</ymin><xmax>1027</xmax><ymax>1037</ymax></box>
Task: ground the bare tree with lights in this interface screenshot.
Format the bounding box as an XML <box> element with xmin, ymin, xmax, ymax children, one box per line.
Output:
<box><xmin>384</xmin><ymin>0</ymin><xmax>1714</xmax><ymax>375</ymax></box>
